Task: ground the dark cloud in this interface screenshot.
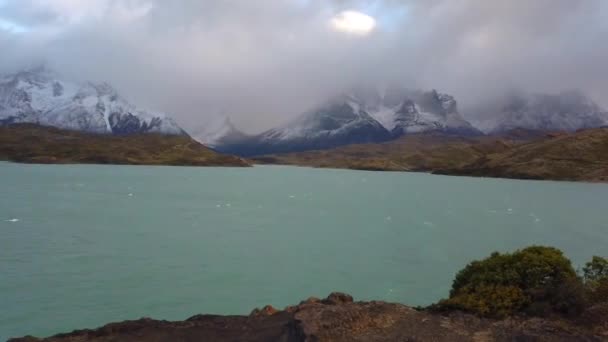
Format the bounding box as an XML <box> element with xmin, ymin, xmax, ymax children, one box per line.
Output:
<box><xmin>0</xmin><ymin>0</ymin><xmax>606</xmax><ymax>132</ymax></box>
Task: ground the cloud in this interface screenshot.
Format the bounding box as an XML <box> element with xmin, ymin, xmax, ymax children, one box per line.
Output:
<box><xmin>330</xmin><ymin>10</ymin><xmax>376</xmax><ymax>35</ymax></box>
<box><xmin>0</xmin><ymin>0</ymin><xmax>606</xmax><ymax>132</ymax></box>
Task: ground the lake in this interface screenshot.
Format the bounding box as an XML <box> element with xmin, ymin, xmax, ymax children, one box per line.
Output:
<box><xmin>1</xmin><ymin>162</ymin><xmax>607</xmax><ymax>340</ymax></box>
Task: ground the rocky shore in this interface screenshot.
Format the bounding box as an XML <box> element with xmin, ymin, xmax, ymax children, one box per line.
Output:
<box><xmin>10</xmin><ymin>293</ymin><xmax>608</xmax><ymax>342</ymax></box>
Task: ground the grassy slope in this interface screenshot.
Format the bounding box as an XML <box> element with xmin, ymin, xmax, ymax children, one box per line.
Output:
<box><xmin>253</xmin><ymin>129</ymin><xmax>608</xmax><ymax>182</ymax></box>
<box><xmin>438</xmin><ymin>128</ymin><xmax>608</xmax><ymax>182</ymax></box>
<box><xmin>253</xmin><ymin>134</ymin><xmax>515</xmax><ymax>172</ymax></box>
<box><xmin>0</xmin><ymin>124</ymin><xmax>250</xmax><ymax>167</ymax></box>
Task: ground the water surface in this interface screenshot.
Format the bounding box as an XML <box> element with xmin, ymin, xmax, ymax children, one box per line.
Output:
<box><xmin>1</xmin><ymin>162</ymin><xmax>607</xmax><ymax>339</ymax></box>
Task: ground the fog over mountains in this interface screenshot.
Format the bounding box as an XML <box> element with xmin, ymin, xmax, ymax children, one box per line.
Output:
<box><xmin>197</xmin><ymin>86</ymin><xmax>607</xmax><ymax>156</ymax></box>
<box><xmin>1</xmin><ymin>66</ymin><xmax>606</xmax><ymax>156</ymax></box>
<box><xmin>1</xmin><ymin>1</ymin><xmax>607</xmax><ymax>132</ymax></box>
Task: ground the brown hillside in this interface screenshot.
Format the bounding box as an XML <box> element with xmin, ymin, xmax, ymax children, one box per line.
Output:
<box><xmin>0</xmin><ymin>124</ymin><xmax>250</xmax><ymax>167</ymax></box>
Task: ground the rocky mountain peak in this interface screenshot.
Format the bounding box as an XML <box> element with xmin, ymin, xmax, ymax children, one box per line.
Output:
<box><xmin>0</xmin><ymin>67</ymin><xmax>185</xmax><ymax>135</ymax></box>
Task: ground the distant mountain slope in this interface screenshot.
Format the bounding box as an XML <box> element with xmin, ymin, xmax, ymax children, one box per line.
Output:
<box><xmin>0</xmin><ymin>66</ymin><xmax>186</xmax><ymax>135</ymax></box>
<box><xmin>211</xmin><ymin>86</ymin><xmax>480</xmax><ymax>156</ymax></box>
<box><xmin>438</xmin><ymin>128</ymin><xmax>608</xmax><ymax>182</ymax></box>
<box><xmin>475</xmin><ymin>90</ymin><xmax>608</xmax><ymax>133</ymax></box>
<box><xmin>253</xmin><ymin>134</ymin><xmax>512</xmax><ymax>172</ymax></box>
<box><xmin>0</xmin><ymin>124</ymin><xmax>249</xmax><ymax>166</ymax></box>
<box><xmin>253</xmin><ymin>128</ymin><xmax>608</xmax><ymax>182</ymax></box>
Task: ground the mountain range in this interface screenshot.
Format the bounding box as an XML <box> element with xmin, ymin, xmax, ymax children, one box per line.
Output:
<box><xmin>197</xmin><ymin>87</ymin><xmax>483</xmax><ymax>156</ymax></box>
<box><xmin>0</xmin><ymin>66</ymin><xmax>185</xmax><ymax>135</ymax></box>
<box><xmin>1</xmin><ymin>67</ymin><xmax>607</xmax><ymax>159</ymax></box>
<box><xmin>196</xmin><ymin>86</ymin><xmax>607</xmax><ymax>157</ymax></box>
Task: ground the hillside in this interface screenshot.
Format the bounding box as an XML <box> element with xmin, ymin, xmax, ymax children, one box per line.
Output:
<box><xmin>438</xmin><ymin>128</ymin><xmax>608</xmax><ymax>182</ymax></box>
<box><xmin>253</xmin><ymin>128</ymin><xmax>608</xmax><ymax>182</ymax></box>
<box><xmin>0</xmin><ymin>124</ymin><xmax>249</xmax><ymax>167</ymax></box>
<box><xmin>253</xmin><ymin>134</ymin><xmax>516</xmax><ymax>172</ymax></box>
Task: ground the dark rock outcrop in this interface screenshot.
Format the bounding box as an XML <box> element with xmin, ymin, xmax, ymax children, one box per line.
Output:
<box><xmin>9</xmin><ymin>293</ymin><xmax>608</xmax><ymax>342</ymax></box>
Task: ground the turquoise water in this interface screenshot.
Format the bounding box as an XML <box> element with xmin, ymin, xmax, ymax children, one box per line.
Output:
<box><xmin>1</xmin><ymin>162</ymin><xmax>607</xmax><ymax>340</ymax></box>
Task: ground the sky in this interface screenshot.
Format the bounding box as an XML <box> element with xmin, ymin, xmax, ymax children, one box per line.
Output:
<box><xmin>0</xmin><ymin>0</ymin><xmax>607</xmax><ymax>132</ymax></box>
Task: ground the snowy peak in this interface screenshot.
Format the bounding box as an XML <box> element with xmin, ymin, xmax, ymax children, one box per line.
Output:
<box><xmin>475</xmin><ymin>90</ymin><xmax>608</xmax><ymax>133</ymax></box>
<box><xmin>191</xmin><ymin>114</ymin><xmax>247</xmax><ymax>147</ymax></box>
<box><xmin>339</xmin><ymin>86</ymin><xmax>480</xmax><ymax>136</ymax></box>
<box><xmin>0</xmin><ymin>66</ymin><xmax>185</xmax><ymax>135</ymax></box>
<box><xmin>210</xmin><ymin>86</ymin><xmax>480</xmax><ymax>156</ymax></box>
<box><xmin>259</xmin><ymin>93</ymin><xmax>389</xmax><ymax>144</ymax></box>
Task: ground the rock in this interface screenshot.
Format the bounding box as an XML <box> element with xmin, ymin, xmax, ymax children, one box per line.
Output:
<box><xmin>298</xmin><ymin>296</ymin><xmax>321</xmax><ymax>305</ymax></box>
<box><xmin>322</xmin><ymin>292</ymin><xmax>354</xmax><ymax>305</ymax></box>
<box><xmin>9</xmin><ymin>293</ymin><xmax>608</xmax><ymax>341</ymax></box>
<box><xmin>249</xmin><ymin>305</ymin><xmax>279</xmax><ymax>317</ymax></box>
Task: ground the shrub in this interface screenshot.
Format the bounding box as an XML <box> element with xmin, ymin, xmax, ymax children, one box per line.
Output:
<box><xmin>437</xmin><ymin>246</ymin><xmax>585</xmax><ymax>318</ymax></box>
<box><xmin>583</xmin><ymin>256</ymin><xmax>608</xmax><ymax>282</ymax></box>
<box><xmin>583</xmin><ymin>256</ymin><xmax>608</xmax><ymax>304</ymax></box>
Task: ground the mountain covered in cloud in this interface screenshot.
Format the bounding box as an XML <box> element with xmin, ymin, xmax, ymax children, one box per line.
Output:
<box><xmin>474</xmin><ymin>90</ymin><xmax>608</xmax><ymax>133</ymax></box>
<box><xmin>350</xmin><ymin>86</ymin><xmax>480</xmax><ymax>136</ymax></box>
<box><xmin>0</xmin><ymin>66</ymin><xmax>186</xmax><ymax>135</ymax></box>
<box><xmin>209</xmin><ymin>86</ymin><xmax>481</xmax><ymax>156</ymax></box>
<box><xmin>191</xmin><ymin>114</ymin><xmax>249</xmax><ymax>148</ymax></box>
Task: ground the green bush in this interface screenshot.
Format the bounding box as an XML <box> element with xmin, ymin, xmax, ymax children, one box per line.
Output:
<box><xmin>437</xmin><ymin>246</ymin><xmax>585</xmax><ymax>318</ymax></box>
<box><xmin>583</xmin><ymin>256</ymin><xmax>608</xmax><ymax>304</ymax></box>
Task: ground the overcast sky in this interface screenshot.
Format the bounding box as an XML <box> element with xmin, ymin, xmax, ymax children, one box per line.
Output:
<box><xmin>1</xmin><ymin>0</ymin><xmax>607</xmax><ymax>132</ymax></box>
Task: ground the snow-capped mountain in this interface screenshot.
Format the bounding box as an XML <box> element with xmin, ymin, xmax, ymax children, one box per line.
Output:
<box><xmin>0</xmin><ymin>66</ymin><xmax>185</xmax><ymax>135</ymax></box>
<box><xmin>474</xmin><ymin>90</ymin><xmax>608</xmax><ymax>133</ymax></box>
<box><xmin>212</xmin><ymin>86</ymin><xmax>480</xmax><ymax>156</ymax></box>
<box><xmin>191</xmin><ymin>114</ymin><xmax>248</xmax><ymax>147</ymax></box>
<box><xmin>349</xmin><ymin>86</ymin><xmax>480</xmax><ymax>136</ymax></box>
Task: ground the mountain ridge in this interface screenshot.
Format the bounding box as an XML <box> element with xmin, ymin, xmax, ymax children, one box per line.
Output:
<box><xmin>0</xmin><ymin>66</ymin><xmax>186</xmax><ymax>136</ymax></box>
<box><xmin>212</xmin><ymin>86</ymin><xmax>482</xmax><ymax>156</ymax></box>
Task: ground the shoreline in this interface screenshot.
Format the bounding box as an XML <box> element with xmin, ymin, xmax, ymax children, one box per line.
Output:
<box><xmin>9</xmin><ymin>293</ymin><xmax>607</xmax><ymax>341</ymax></box>
<box><xmin>251</xmin><ymin>162</ymin><xmax>608</xmax><ymax>184</ymax></box>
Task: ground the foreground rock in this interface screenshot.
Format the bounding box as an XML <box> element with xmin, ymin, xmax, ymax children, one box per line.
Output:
<box><xmin>10</xmin><ymin>293</ymin><xmax>608</xmax><ymax>341</ymax></box>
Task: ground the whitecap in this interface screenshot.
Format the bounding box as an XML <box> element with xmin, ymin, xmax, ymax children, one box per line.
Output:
<box><xmin>128</xmin><ymin>193</ymin><xmax>134</xmax><ymax>197</ymax></box>
<box><xmin>5</xmin><ymin>218</ymin><xmax>19</xmax><ymax>222</ymax></box>
<box><xmin>289</xmin><ymin>195</ymin><xmax>296</xmax><ymax>199</ymax></box>
<box><xmin>529</xmin><ymin>213</ymin><xmax>541</xmax><ymax>223</ymax></box>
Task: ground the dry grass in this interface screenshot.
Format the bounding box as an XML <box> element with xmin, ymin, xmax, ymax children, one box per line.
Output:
<box><xmin>0</xmin><ymin>124</ymin><xmax>250</xmax><ymax>167</ymax></box>
<box><xmin>253</xmin><ymin>129</ymin><xmax>608</xmax><ymax>182</ymax></box>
